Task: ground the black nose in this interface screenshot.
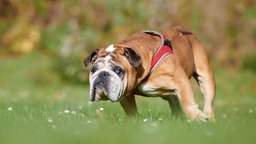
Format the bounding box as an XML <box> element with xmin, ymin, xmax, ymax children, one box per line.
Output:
<box><xmin>99</xmin><ymin>71</ymin><xmax>109</xmax><ymax>78</ymax></box>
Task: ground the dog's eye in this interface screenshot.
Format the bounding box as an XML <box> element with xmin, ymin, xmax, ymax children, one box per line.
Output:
<box><xmin>113</xmin><ymin>66</ymin><xmax>124</xmax><ymax>77</ymax></box>
<box><xmin>91</xmin><ymin>66</ymin><xmax>97</xmax><ymax>73</ymax></box>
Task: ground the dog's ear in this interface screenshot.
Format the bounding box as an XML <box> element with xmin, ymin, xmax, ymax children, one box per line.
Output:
<box><xmin>84</xmin><ymin>49</ymin><xmax>99</xmax><ymax>67</ymax></box>
<box><xmin>124</xmin><ymin>47</ymin><xmax>141</xmax><ymax>68</ymax></box>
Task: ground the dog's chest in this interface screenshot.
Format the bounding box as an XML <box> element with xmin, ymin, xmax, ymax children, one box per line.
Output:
<box><xmin>136</xmin><ymin>82</ymin><xmax>176</xmax><ymax>97</ymax></box>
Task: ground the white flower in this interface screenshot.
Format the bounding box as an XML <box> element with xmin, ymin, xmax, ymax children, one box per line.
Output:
<box><xmin>158</xmin><ymin>118</ymin><xmax>163</xmax><ymax>121</ymax></box>
<box><xmin>8</xmin><ymin>107</ymin><xmax>13</xmax><ymax>111</ymax></box>
<box><xmin>64</xmin><ymin>109</ymin><xmax>70</xmax><ymax>113</ymax></box>
<box><xmin>143</xmin><ymin>118</ymin><xmax>148</xmax><ymax>122</ymax></box>
<box><xmin>48</xmin><ymin>118</ymin><xmax>53</xmax><ymax>123</ymax></box>
<box><xmin>99</xmin><ymin>107</ymin><xmax>104</xmax><ymax>111</ymax></box>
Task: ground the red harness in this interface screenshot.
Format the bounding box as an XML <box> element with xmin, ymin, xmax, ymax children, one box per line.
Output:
<box><xmin>144</xmin><ymin>31</ymin><xmax>174</xmax><ymax>72</ymax></box>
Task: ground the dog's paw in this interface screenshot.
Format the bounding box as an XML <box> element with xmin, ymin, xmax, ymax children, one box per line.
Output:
<box><xmin>185</xmin><ymin>106</ymin><xmax>209</xmax><ymax>122</ymax></box>
<box><xmin>204</xmin><ymin>112</ymin><xmax>215</xmax><ymax>122</ymax></box>
<box><xmin>203</xmin><ymin>107</ymin><xmax>215</xmax><ymax>122</ymax></box>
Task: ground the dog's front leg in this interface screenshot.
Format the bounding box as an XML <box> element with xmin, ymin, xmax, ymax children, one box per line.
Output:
<box><xmin>120</xmin><ymin>95</ymin><xmax>138</xmax><ymax>116</ymax></box>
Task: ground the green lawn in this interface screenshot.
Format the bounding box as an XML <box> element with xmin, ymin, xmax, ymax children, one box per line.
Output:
<box><xmin>0</xmin><ymin>52</ymin><xmax>256</xmax><ymax>144</ymax></box>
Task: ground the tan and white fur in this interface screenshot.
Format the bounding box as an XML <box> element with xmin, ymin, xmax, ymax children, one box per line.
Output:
<box><xmin>84</xmin><ymin>26</ymin><xmax>216</xmax><ymax>121</ymax></box>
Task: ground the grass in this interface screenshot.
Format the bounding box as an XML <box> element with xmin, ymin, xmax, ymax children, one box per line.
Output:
<box><xmin>0</xmin><ymin>52</ymin><xmax>256</xmax><ymax>144</ymax></box>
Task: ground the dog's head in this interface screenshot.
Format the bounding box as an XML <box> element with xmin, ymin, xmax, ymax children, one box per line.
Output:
<box><xmin>84</xmin><ymin>44</ymin><xmax>141</xmax><ymax>102</ymax></box>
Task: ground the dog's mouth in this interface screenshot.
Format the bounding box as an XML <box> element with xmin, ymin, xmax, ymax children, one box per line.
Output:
<box><xmin>91</xmin><ymin>84</ymin><xmax>109</xmax><ymax>101</ymax></box>
<box><xmin>89</xmin><ymin>72</ymin><xmax>124</xmax><ymax>102</ymax></box>
<box><xmin>90</xmin><ymin>70</ymin><xmax>125</xmax><ymax>102</ymax></box>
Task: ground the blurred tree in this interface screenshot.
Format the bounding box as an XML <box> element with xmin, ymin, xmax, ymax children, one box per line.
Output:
<box><xmin>0</xmin><ymin>0</ymin><xmax>255</xmax><ymax>82</ymax></box>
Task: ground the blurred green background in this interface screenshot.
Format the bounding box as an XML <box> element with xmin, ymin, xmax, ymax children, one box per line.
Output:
<box><xmin>0</xmin><ymin>1</ymin><xmax>256</xmax><ymax>144</ymax></box>
<box><xmin>1</xmin><ymin>0</ymin><xmax>256</xmax><ymax>83</ymax></box>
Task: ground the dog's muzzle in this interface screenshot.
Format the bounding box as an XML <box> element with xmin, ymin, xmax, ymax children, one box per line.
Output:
<box><xmin>90</xmin><ymin>71</ymin><xmax>109</xmax><ymax>101</ymax></box>
<box><xmin>90</xmin><ymin>71</ymin><xmax>124</xmax><ymax>102</ymax></box>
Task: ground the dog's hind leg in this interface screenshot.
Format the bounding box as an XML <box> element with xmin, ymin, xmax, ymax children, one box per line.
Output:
<box><xmin>191</xmin><ymin>37</ymin><xmax>216</xmax><ymax>121</ymax></box>
<box><xmin>193</xmin><ymin>68</ymin><xmax>216</xmax><ymax>121</ymax></box>
<box><xmin>169</xmin><ymin>69</ymin><xmax>208</xmax><ymax>121</ymax></box>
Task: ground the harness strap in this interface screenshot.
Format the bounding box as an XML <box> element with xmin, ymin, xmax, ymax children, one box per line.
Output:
<box><xmin>143</xmin><ymin>30</ymin><xmax>174</xmax><ymax>72</ymax></box>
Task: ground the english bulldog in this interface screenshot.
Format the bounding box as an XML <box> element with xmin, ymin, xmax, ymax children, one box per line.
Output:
<box><xmin>84</xmin><ymin>26</ymin><xmax>216</xmax><ymax>121</ymax></box>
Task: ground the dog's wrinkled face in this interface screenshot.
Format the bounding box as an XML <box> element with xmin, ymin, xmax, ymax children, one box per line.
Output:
<box><xmin>89</xmin><ymin>53</ymin><xmax>125</xmax><ymax>102</ymax></box>
<box><xmin>84</xmin><ymin>44</ymin><xmax>141</xmax><ymax>102</ymax></box>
